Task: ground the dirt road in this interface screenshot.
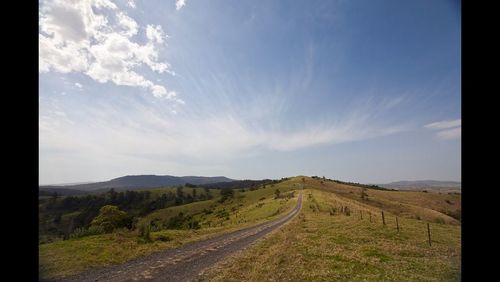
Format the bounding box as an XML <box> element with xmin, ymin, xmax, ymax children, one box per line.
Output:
<box><xmin>50</xmin><ymin>193</ymin><xmax>302</xmax><ymax>282</ymax></box>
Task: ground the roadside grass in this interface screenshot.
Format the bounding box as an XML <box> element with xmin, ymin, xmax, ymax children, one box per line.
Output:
<box><xmin>39</xmin><ymin>181</ymin><xmax>298</xmax><ymax>280</ymax></box>
<box><xmin>303</xmin><ymin>177</ymin><xmax>460</xmax><ymax>224</ymax></box>
<box><xmin>39</xmin><ymin>177</ymin><xmax>461</xmax><ymax>280</ymax></box>
<box><xmin>201</xmin><ymin>188</ymin><xmax>461</xmax><ymax>282</ymax></box>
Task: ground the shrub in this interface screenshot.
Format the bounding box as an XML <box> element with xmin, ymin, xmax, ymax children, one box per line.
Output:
<box><xmin>219</xmin><ymin>189</ymin><xmax>235</xmax><ymax>203</ymax></box>
<box><xmin>69</xmin><ymin>225</ymin><xmax>105</xmax><ymax>239</ymax></box>
<box><xmin>274</xmin><ymin>189</ymin><xmax>281</xmax><ymax>199</ymax></box>
<box><xmin>90</xmin><ymin>205</ymin><xmax>128</xmax><ymax>233</ymax></box>
<box><xmin>434</xmin><ymin>217</ymin><xmax>445</xmax><ymax>224</ymax></box>
<box><xmin>137</xmin><ymin>223</ymin><xmax>152</xmax><ymax>243</ymax></box>
<box><xmin>155</xmin><ymin>234</ymin><xmax>171</xmax><ymax>242</ymax></box>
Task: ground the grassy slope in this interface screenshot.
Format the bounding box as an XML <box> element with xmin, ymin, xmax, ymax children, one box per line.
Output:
<box><xmin>303</xmin><ymin>177</ymin><xmax>461</xmax><ymax>224</ymax></box>
<box><xmin>40</xmin><ymin>176</ymin><xmax>461</xmax><ymax>280</ymax></box>
<box><xmin>39</xmin><ymin>182</ymin><xmax>297</xmax><ymax>279</ymax></box>
<box><xmin>202</xmin><ymin>187</ymin><xmax>461</xmax><ymax>281</ymax></box>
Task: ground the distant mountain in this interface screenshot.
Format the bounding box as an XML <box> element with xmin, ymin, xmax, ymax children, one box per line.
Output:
<box><xmin>41</xmin><ymin>181</ymin><xmax>96</xmax><ymax>186</ymax></box>
<box><xmin>381</xmin><ymin>180</ymin><xmax>461</xmax><ymax>192</ymax></box>
<box><xmin>39</xmin><ymin>175</ymin><xmax>235</xmax><ymax>193</ymax></box>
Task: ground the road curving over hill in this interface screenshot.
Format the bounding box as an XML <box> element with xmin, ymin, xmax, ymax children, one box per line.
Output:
<box><xmin>49</xmin><ymin>192</ymin><xmax>303</xmax><ymax>282</ymax></box>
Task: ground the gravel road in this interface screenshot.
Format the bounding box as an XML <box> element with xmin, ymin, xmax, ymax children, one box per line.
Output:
<box><xmin>47</xmin><ymin>192</ymin><xmax>303</xmax><ymax>282</ymax></box>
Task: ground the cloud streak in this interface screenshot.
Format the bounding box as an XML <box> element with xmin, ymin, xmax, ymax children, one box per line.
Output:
<box><xmin>424</xmin><ymin>119</ymin><xmax>461</xmax><ymax>130</ymax></box>
<box><xmin>39</xmin><ymin>0</ymin><xmax>181</xmax><ymax>102</ymax></box>
<box><xmin>424</xmin><ymin>119</ymin><xmax>461</xmax><ymax>140</ymax></box>
<box><xmin>39</xmin><ymin>97</ymin><xmax>406</xmax><ymax>165</ymax></box>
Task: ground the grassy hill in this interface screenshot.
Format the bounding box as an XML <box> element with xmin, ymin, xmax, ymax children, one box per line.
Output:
<box><xmin>202</xmin><ymin>187</ymin><xmax>460</xmax><ymax>281</ymax></box>
<box><xmin>39</xmin><ymin>176</ymin><xmax>460</xmax><ymax>280</ymax></box>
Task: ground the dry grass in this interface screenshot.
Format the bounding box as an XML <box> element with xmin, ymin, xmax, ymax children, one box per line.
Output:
<box><xmin>201</xmin><ymin>188</ymin><xmax>461</xmax><ymax>281</ymax></box>
<box><xmin>302</xmin><ymin>177</ymin><xmax>461</xmax><ymax>224</ymax></box>
<box><xmin>39</xmin><ymin>177</ymin><xmax>461</xmax><ymax>280</ymax></box>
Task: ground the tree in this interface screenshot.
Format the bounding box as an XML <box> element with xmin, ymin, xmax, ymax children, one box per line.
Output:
<box><xmin>108</xmin><ymin>188</ymin><xmax>117</xmax><ymax>202</ymax></box>
<box><xmin>220</xmin><ymin>189</ymin><xmax>234</xmax><ymax>203</ymax></box>
<box><xmin>176</xmin><ymin>186</ymin><xmax>184</xmax><ymax>198</ymax></box>
<box><xmin>51</xmin><ymin>191</ymin><xmax>59</xmax><ymax>204</ymax></box>
<box><xmin>275</xmin><ymin>189</ymin><xmax>281</xmax><ymax>199</ymax></box>
<box><xmin>90</xmin><ymin>205</ymin><xmax>128</xmax><ymax>233</ymax></box>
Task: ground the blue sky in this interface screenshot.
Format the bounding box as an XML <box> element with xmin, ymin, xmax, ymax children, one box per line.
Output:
<box><xmin>39</xmin><ymin>0</ymin><xmax>461</xmax><ymax>185</ymax></box>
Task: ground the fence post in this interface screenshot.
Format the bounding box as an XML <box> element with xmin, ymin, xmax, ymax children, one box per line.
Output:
<box><xmin>427</xmin><ymin>223</ymin><xmax>432</xmax><ymax>246</ymax></box>
<box><xmin>396</xmin><ymin>217</ymin><xmax>399</xmax><ymax>233</ymax></box>
<box><xmin>382</xmin><ymin>211</ymin><xmax>385</xmax><ymax>226</ymax></box>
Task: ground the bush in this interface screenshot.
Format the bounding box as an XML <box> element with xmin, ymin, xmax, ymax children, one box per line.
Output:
<box><xmin>69</xmin><ymin>225</ymin><xmax>105</xmax><ymax>239</ymax></box>
<box><xmin>155</xmin><ymin>234</ymin><xmax>171</xmax><ymax>242</ymax></box>
<box><xmin>137</xmin><ymin>223</ymin><xmax>152</xmax><ymax>243</ymax></box>
<box><xmin>90</xmin><ymin>205</ymin><xmax>128</xmax><ymax>233</ymax></box>
<box><xmin>274</xmin><ymin>189</ymin><xmax>281</xmax><ymax>199</ymax></box>
<box><xmin>219</xmin><ymin>189</ymin><xmax>235</xmax><ymax>203</ymax></box>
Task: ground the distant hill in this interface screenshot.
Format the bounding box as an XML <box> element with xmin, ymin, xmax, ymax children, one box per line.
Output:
<box><xmin>200</xmin><ymin>179</ymin><xmax>275</xmax><ymax>190</ymax></box>
<box><xmin>381</xmin><ymin>180</ymin><xmax>461</xmax><ymax>192</ymax></box>
<box><xmin>39</xmin><ymin>187</ymin><xmax>89</xmax><ymax>196</ymax></box>
<box><xmin>39</xmin><ymin>175</ymin><xmax>235</xmax><ymax>193</ymax></box>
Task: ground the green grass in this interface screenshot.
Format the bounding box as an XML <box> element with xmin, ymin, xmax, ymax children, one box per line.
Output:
<box><xmin>201</xmin><ymin>188</ymin><xmax>461</xmax><ymax>282</ymax></box>
<box><xmin>40</xmin><ymin>177</ymin><xmax>461</xmax><ymax>281</ymax></box>
<box><xmin>39</xmin><ymin>181</ymin><xmax>299</xmax><ymax>280</ymax></box>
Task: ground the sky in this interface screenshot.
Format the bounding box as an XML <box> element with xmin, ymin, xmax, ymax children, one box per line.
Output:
<box><xmin>39</xmin><ymin>0</ymin><xmax>461</xmax><ymax>185</ymax></box>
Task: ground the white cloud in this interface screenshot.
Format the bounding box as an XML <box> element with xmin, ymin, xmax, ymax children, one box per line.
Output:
<box><xmin>424</xmin><ymin>119</ymin><xmax>461</xmax><ymax>140</ymax></box>
<box><xmin>146</xmin><ymin>24</ymin><xmax>165</xmax><ymax>44</ymax></box>
<box><xmin>39</xmin><ymin>0</ymin><xmax>181</xmax><ymax>102</ymax></box>
<box><xmin>127</xmin><ymin>0</ymin><xmax>136</xmax><ymax>8</ymax></box>
<box><xmin>39</xmin><ymin>103</ymin><xmax>404</xmax><ymax>162</ymax></box>
<box><xmin>436</xmin><ymin>127</ymin><xmax>461</xmax><ymax>140</ymax></box>
<box><xmin>175</xmin><ymin>0</ymin><xmax>186</xmax><ymax>11</ymax></box>
<box><xmin>74</xmin><ymin>83</ymin><xmax>83</xmax><ymax>88</ymax></box>
<box><xmin>424</xmin><ymin>119</ymin><xmax>461</xmax><ymax>130</ymax></box>
<box><xmin>117</xmin><ymin>12</ymin><xmax>138</xmax><ymax>37</ymax></box>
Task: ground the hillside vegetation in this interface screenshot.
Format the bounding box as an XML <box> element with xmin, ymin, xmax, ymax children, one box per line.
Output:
<box><xmin>39</xmin><ymin>176</ymin><xmax>460</xmax><ymax>281</ymax></box>
<box><xmin>202</xmin><ymin>179</ymin><xmax>461</xmax><ymax>281</ymax></box>
<box><xmin>39</xmin><ymin>178</ymin><xmax>296</xmax><ymax>279</ymax></box>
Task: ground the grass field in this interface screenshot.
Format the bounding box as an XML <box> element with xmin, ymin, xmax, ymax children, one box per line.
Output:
<box><xmin>39</xmin><ymin>181</ymin><xmax>298</xmax><ymax>279</ymax></box>
<box><xmin>201</xmin><ymin>188</ymin><xmax>461</xmax><ymax>281</ymax></box>
<box><xmin>39</xmin><ymin>176</ymin><xmax>461</xmax><ymax>280</ymax></box>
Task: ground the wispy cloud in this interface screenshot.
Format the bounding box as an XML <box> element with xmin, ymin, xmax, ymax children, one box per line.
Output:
<box><xmin>424</xmin><ymin>119</ymin><xmax>461</xmax><ymax>140</ymax></box>
<box><xmin>424</xmin><ymin>119</ymin><xmax>461</xmax><ymax>130</ymax></box>
<box><xmin>39</xmin><ymin>96</ymin><xmax>406</xmax><ymax>165</ymax></box>
<box><xmin>176</xmin><ymin>0</ymin><xmax>186</xmax><ymax>11</ymax></box>
<box><xmin>436</xmin><ymin>127</ymin><xmax>461</xmax><ymax>140</ymax></box>
<box><xmin>39</xmin><ymin>0</ymin><xmax>181</xmax><ymax>102</ymax></box>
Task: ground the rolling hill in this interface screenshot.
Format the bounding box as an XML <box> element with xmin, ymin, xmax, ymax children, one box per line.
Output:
<box><xmin>39</xmin><ymin>175</ymin><xmax>235</xmax><ymax>194</ymax></box>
